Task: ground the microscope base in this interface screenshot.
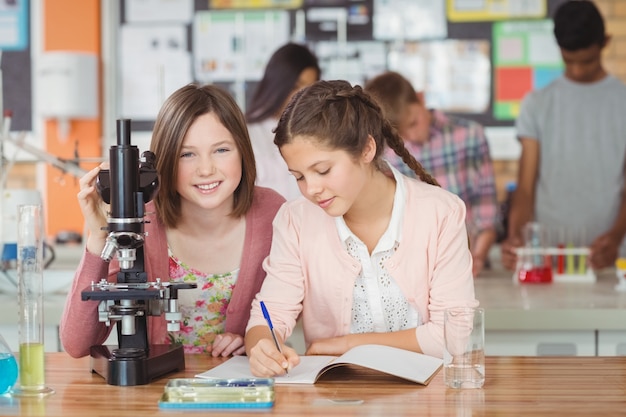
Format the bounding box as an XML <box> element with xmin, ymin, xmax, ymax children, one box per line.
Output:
<box><xmin>90</xmin><ymin>344</ymin><xmax>186</xmax><ymax>386</ymax></box>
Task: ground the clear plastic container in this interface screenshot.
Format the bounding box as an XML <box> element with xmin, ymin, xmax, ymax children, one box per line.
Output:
<box><xmin>158</xmin><ymin>378</ymin><xmax>275</xmax><ymax>409</ymax></box>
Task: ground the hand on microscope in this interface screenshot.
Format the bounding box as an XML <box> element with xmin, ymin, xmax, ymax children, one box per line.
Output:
<box><xmin>211</xmin><ymin>332</ymin><xmax>246</xmax><ymax>357</ymax></box>
<box><xmin>77</xmin><ymin>163</ymin><xmax>111</xmax><ymax>256</ymax></box>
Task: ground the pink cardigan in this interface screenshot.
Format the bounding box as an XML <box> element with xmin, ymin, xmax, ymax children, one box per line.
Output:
<box><xmin>60</xmin><ymin>186</ymin><xmax>285</xmax><ymax>358</ymax></box>
<box><xmin>246</xmin><ymin>176</ymin><xmax>478</xmax><ymax>358</ymax></box>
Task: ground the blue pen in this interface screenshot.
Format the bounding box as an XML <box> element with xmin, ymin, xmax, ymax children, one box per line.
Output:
<box><xmin>260</xmin><ymin>301</ymin><xmax>288</xmax><ymax>374</ymax></box>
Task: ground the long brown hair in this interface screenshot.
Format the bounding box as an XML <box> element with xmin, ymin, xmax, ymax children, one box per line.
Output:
<box><xmin>150</xmin><ymin>83</ymin><xmax>257</xmax><ymax>227</ymax></box>
<box><xmin>273</xmin><ymin>79</ymin><xmax>439</xmax><ymax>186</ymax></box>
<box><xmin>246</xmin><ymin>43</ymin><xmax>320</xmax><ymax>123</ymax></box>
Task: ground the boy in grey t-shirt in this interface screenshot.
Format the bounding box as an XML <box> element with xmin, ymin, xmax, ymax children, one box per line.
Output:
<box><xmin>501</xmin><ymin>0</ymin><xmax>626</xmax><ymax>271</ymax></box>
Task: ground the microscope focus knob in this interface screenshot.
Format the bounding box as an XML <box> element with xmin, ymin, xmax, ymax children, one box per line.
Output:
<box><xmin>166</xmin><ymin>322</ymin><xmax>180</xmax><ymax>332</ymax></box>
<box><xmin>165</xmin><ymin>311</ymin><xmax>182</xmax><ymax>332</ymax></box>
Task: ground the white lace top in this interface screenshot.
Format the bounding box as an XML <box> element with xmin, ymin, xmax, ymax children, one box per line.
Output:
<box><xmin>335</xmin><ymin>164</ymin><xmax>420</xmax><ymax>333</ymax></box>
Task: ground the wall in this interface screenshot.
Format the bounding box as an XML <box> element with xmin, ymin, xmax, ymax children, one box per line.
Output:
<box><xmin>6</xmin><ymin>1</ymin><xmax>626</xmax><ymax>237</ymax></box>
<box><xmin>602</xmin><ymin>0</ymin><xmax>626</xmax><ymax>80</ymax></box>
<box><xmin>43</xmin><ymin>0</ymin><xmax>102</xmax><ymax>239</ymax></box>
<box><xmin>4</xmin><ymin>1</ymin><xmax>103</xmax><ymax>240</ymax></box>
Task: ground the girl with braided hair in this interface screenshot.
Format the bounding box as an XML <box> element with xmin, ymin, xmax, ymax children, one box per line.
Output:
<box><xmin>244</xmin><ymin>80</ymin><xmax>478</xmax><ymax>377</ymax></box>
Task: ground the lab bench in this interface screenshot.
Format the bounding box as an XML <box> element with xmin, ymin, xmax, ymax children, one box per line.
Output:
<box><xmin>476</xmin><ymin>268</ymin><xmax>626</xmax><ymax>356</ymax></box>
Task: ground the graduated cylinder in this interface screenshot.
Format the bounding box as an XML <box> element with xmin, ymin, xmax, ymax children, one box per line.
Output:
<box><xmin>15</xmin><ymin>204</ymin><xmax>53</xmax><ymax>396</ymax></box>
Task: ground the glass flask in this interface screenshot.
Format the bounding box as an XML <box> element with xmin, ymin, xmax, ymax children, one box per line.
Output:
<box><xmin>0</xmin><ymin>333</ymin><xmax>18</xmax><ymax>395</ymax></box>
<box><xmin>517</xmin><ymin>222</ymin><xmax>552</xmax><ymax>283</ymax></box>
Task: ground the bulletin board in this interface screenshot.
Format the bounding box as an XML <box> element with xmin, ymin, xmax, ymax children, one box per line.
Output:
<box><xmin>492</xmin><ymin>19</ymin><xmax>563</xmax><ymax>120</ymax></box>
<box><xmin>116</xmin><ymin>0</ymin><xmax>569</xmax><ymax>130</ymax></box>
<box><xmin>445</xmin><ymin>0</ymin><xmax>568</xmax><ymax>127</ymax></box>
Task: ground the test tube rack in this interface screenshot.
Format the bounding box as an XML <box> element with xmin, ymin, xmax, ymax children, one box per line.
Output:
<box><xmin>514</xmin><ymin>246</ymin><xmax>595</xmax><ymax>284</ymax></box>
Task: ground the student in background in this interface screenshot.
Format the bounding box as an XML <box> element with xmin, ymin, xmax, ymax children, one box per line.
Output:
<box><xmin>60</xmin><ymin>84</ymin><xmax>285</xmax><ymax>358</ymax></box>
<box><xmin>246</xmin><ymin>43</ymin><xmax>321</xmax><ymax>200</ymax></box>
<box><xmin>365</xmin><ymin>71</ymin><xmax>498</xmax><ymax>276</ymax></box>
<box><xmin>244</xmin><ymin>80</ymin><xmax>478</xmax><ymax>377</ymax></box>
<box><xmin>501</xmin><ymin>0</ymin><xmax>626</xmax><ymax>271</ymax></box>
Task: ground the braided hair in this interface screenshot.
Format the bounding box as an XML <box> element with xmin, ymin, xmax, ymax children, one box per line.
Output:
<box><xmin>273</xmin><ymin>79</ymin><xmax>439</xmax><ymax>186</ymax></box>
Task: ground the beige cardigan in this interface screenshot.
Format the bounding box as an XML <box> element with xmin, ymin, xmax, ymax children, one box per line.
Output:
<box><xmin>247</xmin><ymin>176</ymin><xmax>478</xmax><ymax>358</ymax></box>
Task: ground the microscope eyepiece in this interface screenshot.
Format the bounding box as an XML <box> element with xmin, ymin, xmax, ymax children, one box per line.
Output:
<box><xmin>95</xmin><ymin>119</ymin><xmax>158</xmax><ymax>271</ymax></box>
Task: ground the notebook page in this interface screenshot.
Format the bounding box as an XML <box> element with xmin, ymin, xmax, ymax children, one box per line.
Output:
<box><xmin>196</xmin><ymin>355</ymin><xmax>337</xmax><ymax>384</ymax></box>
<box><xmin>326</xmin><ymin>345</ymin><xmax>442</xmax><ymax>384</ymax></box>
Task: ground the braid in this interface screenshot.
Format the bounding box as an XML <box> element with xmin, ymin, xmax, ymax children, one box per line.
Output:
<box><xmin>382</xmin><ymin>120</ymin><xmax>440</xmax><ymax>186</ymax></box>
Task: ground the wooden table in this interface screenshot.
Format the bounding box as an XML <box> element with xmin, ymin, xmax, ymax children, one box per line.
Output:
<box><xmin>2</xmin><ymin>353</ymin><xmax>626</xmax><ymax>416</ymax></box>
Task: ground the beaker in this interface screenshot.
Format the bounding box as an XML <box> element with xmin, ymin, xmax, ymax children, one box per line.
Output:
<box><xmin>11</xmin><ymin>204</ymin><xmax>53</xmax><ymax>397</ymax></box>
<box><xmin>0</xmin><ymin>333</ymin><xmax>18</xmax><ymax>395</ymax></box>
<box><xmin>517</xmin><ymin>222</ymin><xmax>552</xmax><ymax>283</ymax></box>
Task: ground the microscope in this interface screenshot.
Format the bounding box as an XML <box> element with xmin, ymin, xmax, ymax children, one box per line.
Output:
<box><xmin>81</xmin><ymin>119</ymin><xmax>196</xmax><ymax>386</ymax></box>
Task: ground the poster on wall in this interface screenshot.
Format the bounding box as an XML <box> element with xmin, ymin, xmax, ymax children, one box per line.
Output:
<box><xmin>388</xmin><ymin>40</ymin><xmax>491</xmax><ymax>114</ymax></box>
<box><xmin>125</xmin><ymin>0</ymin><xmax>194</xmax><ymax>23</ymax></box>
<box><xmin>313</xmin><ymin>41</ymin><xmax>386</xmax><ymax>86</ymax></box>
<box><xmin>193</xmin><ymin>10</ymin><xmax>290</xmax><ymax>83</ymax></box>
<box><xmin>492</xmin><ymin>19</ymin><xmax>563</xmax><ymax>120</ymax></box>
<box><xmin>210</xmin><ymin>0</ymin><xmax>303</xmax><ymax>8</ymax></box>
<box><xmin>119</xmin><ymin>24</ymin><xmax>193</xmax><ymax>120</ymax></box>
<box><xmin>0</xmin><ymin>0</ymin><xmax>28</xmax><ymax>50</ymax></box>
<box><xmin>304</xmin><ymin>0</ymin><xmax>372</xmax><ymax>41</ymax></box>
<box><xmin>447</xmin><ymin>0</ymin><xmax>547</xmax><ymax>21</ymax></box>
<box><xmin>373</xmin><ymin>0</ymin><xmax>446</xmax><ymax>41</ymax></box>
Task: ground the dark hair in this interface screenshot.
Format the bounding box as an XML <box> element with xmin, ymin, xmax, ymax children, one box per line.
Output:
<box><xmin>364</xmin><ymin>71</ymin><xmax>420</xmax><ymax>129</ymax></box>
<box><xmin>553</xmin><ymin>0</ymin><xmax>606</xmax><ymax>51</ymax></box>
<box><xmin>273</xmin><ymin>79</ymin><xmax>439</xmax><ymax>186</ymax></box>
<box><xmin>245</xmin><ymin>43</ymin><xmax>320</xmax><ymax>123</ymax></box>
<box><xmin>150</xmin><ymin>83</ymin><xmax>257</xmax><ymax>227</ymax></box>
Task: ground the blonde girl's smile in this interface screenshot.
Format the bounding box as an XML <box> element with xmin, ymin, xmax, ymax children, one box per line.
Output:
<box><xmin>196</xmin><ymin>181</ymin><xmax>220</xmax><ymax>192</ymax></box>
<box><xmin>177</xmin><ymin>112</ymin><xmax>243</xmax><ymax>212</ymax></box>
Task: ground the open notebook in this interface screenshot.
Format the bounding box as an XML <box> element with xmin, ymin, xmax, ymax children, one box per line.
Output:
<box><xmin>196</xmin><ymin>344</ymin><xmax>443</xmax><ymax>385</ymax></box>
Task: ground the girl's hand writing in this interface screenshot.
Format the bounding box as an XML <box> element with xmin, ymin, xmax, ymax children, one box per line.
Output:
<box><xmin>248</xmin><ymin>338</ymin><xmax>299</xmax><ymax>377</ymax></box>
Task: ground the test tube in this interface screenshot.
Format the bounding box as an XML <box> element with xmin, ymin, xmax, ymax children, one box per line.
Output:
<box><xmin>566</xmin><ymin>243</ymin><xmax>575</xmax><ymax>275</ymax></box>
<box><xmin>578</xmin><ymin>228</ymin><xmax>587</xmax><ymax>275</ymax></box>
<box><xmin>12</xmin><ymin>204</ymin><xmax>53</xmax><ymax>397</ymax></box>
<box><xmin>564</xmin><ymin>227</ymin><xmax>575</xmax><ymax>275</ymax></box>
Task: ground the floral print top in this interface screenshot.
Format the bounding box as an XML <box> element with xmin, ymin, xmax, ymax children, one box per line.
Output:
<box><xmin>167</xmin><ymin>248</ymin><xmax>239</xmax><ymax>354</ymax></box>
